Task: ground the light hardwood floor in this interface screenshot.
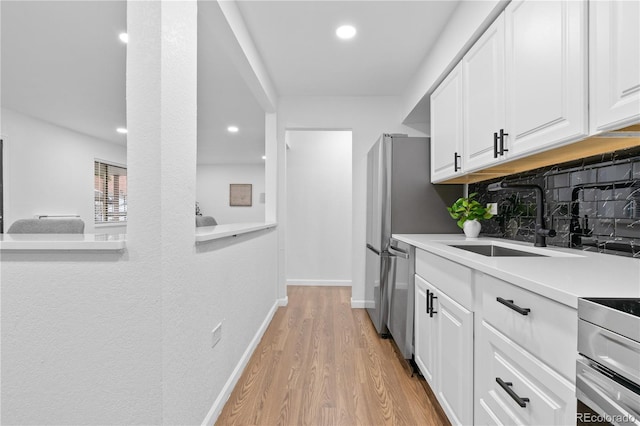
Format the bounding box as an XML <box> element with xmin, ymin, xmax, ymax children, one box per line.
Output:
<box><xmin>216</xmin><ymin>286</ymin><xmax>450</xmax><ymax>426</ymax></box>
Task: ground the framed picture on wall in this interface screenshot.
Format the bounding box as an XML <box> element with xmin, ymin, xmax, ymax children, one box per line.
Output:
<box><xmin>229</xmin><ymin>184</ymin><xmax>252</xmax><ymax>207</ymax></box>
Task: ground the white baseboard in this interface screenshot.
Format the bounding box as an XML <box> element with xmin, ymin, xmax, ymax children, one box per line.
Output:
<box><xmin>201</xmin><ymin>300</ymin><xmax>279</xmax><ymax>426</ymax></box>
<box><xmin>351</xmin><ymin>299</ymin><xmax>375</xmax><ymax>309</ymax></box>
<box><xmin>277</xmin><ymin>296</ymin><xmax>288</xmax><ymax>307</ymax></box>
<box><xmin>286</xmin><ymin>279</ymin><xmax>352</xmax><ymax>287</ymax></box>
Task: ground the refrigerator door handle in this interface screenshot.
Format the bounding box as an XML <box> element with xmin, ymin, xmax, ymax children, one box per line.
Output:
<box><xmin>366</xmin><ymin>244</ymin><xmax>381</xmax><ymax>255</ymax></box>
<box><xmin>388</xmin><ymin>245</ymin><xmax>409</xmax><ymax>259</ymax></box>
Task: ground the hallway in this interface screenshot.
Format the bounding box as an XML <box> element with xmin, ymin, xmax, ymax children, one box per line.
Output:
<box><xmin>216</xmin><ymin>286</ymin><xmax>449</xmax><ymax>426</ymax></box>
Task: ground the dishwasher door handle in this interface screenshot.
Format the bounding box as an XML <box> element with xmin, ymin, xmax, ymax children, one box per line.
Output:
<box><xmin>388</xmin><ymin>245</ymin><xmax>409</xmax><ymax>259</ymax></box>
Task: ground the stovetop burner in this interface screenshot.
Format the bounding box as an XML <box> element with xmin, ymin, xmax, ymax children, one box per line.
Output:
<box><xmin>583</xmin><ymin>298</ymin><xmax>640</xmax><ymax>318</ymax></box>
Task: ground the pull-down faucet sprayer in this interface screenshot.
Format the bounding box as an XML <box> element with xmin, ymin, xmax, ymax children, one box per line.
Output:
<box><xmin>487</xmin><ymin>181</ymin><xmax>556</xmax><ymax>247</ymax></box>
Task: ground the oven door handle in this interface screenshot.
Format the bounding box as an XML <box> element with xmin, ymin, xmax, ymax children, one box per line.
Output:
<box><xmin>576</xmin><ymin>357</ymin><xmax>640</xmax><ymax>425</ymax></box>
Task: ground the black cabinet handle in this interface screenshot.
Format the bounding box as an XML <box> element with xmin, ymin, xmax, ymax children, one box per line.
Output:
<box><xmin>426</xmin><ymin>289</ymin><xmax>431</xmax><ymax>314</ymax></box>
<box><xmin>497</xmin><ymin>297</ymin><xmax>531</xmax><ymax>316</ymax></box>
<box><xmin>493</xmin><ymin>132</ymin><xmax>499</xmax><ymax>158</ymax></box>
<box><xmin>429</xmin><ymin>292</ymin><xmax>437</xmax><ymax>318</ymax></box>
<box><xmin>454</xmin><ymin>152</ymin><xmax>461</xmax><ymax>172</ymax></box>
<box><xmin>496</xmin><ymin>378</ymin><xmax>530</xmax><ymax>407</ymax></box>
<box><xmin>499</xmin><ymin>129</ymin><xmax>509</xmax><ymax>155</ymax></box>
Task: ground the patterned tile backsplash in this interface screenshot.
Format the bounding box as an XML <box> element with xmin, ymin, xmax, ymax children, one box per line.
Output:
<box><xmin>470</xmin><ymin>147</ymin><xmax>640</xmax><ymax>258</ymax></box>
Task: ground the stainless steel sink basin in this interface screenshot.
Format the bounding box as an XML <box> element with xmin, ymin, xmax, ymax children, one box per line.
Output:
<box><xmin>448</xmin><ymin>244</ymin><xmax>548</xmax><ymax>257</ymax></box>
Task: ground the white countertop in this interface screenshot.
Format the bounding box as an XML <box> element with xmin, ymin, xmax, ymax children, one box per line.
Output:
<box><xmin>195</xmin><ymin>222</ymin><xmax>277</xmax><ymax>242</ymax></box>
<box><xmin>393</xmin><ymin>234</ymin><xmax>640</xmax><ymax>309</ymax></box>
<box><xmin>0</xmin><ymin>222</ymin><xmax>278</xmax><ymax>251</ymax></box>
<box><xmin>0</xmin><ymin>233</ymin><xmax>126</xmax><ymax>251</ymax></box>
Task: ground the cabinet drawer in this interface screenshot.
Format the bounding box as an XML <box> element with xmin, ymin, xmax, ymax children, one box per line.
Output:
<box><xmin>416</xmin><ymin>249</ymin><xmax>473</xmax><ymax>310</ymax></box>
<box><xmin>476</xmin><ymin>322</ymin><xmax>575</xmax><ymax>426</ymax></box>
<box><xmin>479</xmin><ymin>273</ymin><xmax>577</xmax><ymax>380</ymax></box>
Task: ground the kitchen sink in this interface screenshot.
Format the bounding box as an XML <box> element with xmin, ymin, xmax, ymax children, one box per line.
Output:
<box><xmin>448</xmin><ymin>244</ymin><xmax>548</xmax><ymax>257</ymax></box>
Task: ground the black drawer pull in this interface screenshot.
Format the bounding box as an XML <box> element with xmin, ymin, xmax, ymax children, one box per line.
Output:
<box><xmin>426</xmin><ymin>289</ymin><xmax>431</xmax><ymax>314</ymax></box>
<box><xmin>499</xmin><ymin>128</ymin><xmax>509</xmax><ymax>155</ymax></box>
<box><xmin>497</xmin><ymin>297</ymin><xmax>530</xmax><ymax>316</ymax></box>
<box><xmin>493</xmin><ymin>132</ymin><xmax>499</xmax><ymax>158</ymax></box>
<box><xmin>429</xmin><ymin>292</ymin><xmax>437</xmax><ymax>318</ymax></box>
<box><xmin>496</xmin><ymin>377</ymin><xmax>530</xmax><ymax>407</ymax></box>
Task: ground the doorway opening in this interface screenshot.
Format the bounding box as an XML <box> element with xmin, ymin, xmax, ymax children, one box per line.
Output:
<box><xmin>285</xmin><ymin>130</ymin><xmax>353</xmax><ymax>287</ymax></box>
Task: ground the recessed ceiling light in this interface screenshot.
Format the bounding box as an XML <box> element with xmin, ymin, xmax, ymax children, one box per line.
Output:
<box><xmin>227</xmin><ymin>126</ymin><xmax>239</xmax><ymax>133</ymax></box>
<box><xmin>336</xmin><ymin>25</ymin><xmax>356</xmax><ymax>40</ymax></box>
<box><xmin>262</xmin><ymin>155</ymin><xmax>267</xmax><ymax>160</ymax></box>
<box><xmin>119</xmin><ymin>33</ymin><xmax>129</xmax><ymax>44</ymax></box>
<box><xmin>116</xmin><ymin>127</ymin><xmax>128</xmax><ymax>134</ymax></box>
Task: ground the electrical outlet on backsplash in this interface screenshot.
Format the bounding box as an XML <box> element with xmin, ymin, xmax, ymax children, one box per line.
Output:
<box><xmin>471</xmin><ymin>146</ymin><xmax>640</xmax><ymax>258</ymax></box>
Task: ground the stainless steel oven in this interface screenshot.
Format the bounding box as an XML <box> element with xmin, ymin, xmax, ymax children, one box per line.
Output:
<box><xmin>577</xmin><ymin>298</ymin><xmax>640</xmax><ymax>426</ymax></box>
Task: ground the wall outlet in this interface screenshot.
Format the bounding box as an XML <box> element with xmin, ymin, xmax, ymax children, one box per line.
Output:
<box><xmin>211</xmin><ymin>322</ymin><xmax>223</xmax><ymax>348</ymax></box>
<box><xmin>487</xmin><ymin>202</ymin><xmax>498</xmax><ymax>215</ymax></box>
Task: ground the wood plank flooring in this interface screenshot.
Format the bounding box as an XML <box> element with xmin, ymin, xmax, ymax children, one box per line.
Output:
<box><xmin>216</xmin><ymin>286</ymin><xmax>450</xmax><ymax>426</ymax></box>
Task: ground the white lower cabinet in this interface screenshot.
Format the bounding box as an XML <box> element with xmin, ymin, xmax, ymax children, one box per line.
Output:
<box><xmin>415</xmin><ymin>277</ymin><xmax>436</xmax><ymax>384</ymax></box>
<box><xmin>413</xmin><ymin>249</ymin><xmax>577</xmax><ymax>426</ymax></box>
<box><xmin>415</xmin><ymin>273</ymin><xmax>473</xmax><ymax>426</ymax></box>
<box><xmin>475</xmin><ymin>322</ymin><xmax>575</xmax><ymax>426</ymax></box>
<box><xmin>434</xmin><ymin>287</ymin><xmax>474</xmax><ymax>426</ymax></box>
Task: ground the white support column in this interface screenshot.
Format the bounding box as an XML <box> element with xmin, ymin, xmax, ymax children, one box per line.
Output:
<box><xmin>127</xmin><ymin>0</ymin><xmax>199</xmax><ymax>423</ymax></box>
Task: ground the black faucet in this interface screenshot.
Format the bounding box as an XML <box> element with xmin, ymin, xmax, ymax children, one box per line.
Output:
<box><xmin>488</xmin><ymin>181</ymin><xmax>556</xmax><ymax>247</ymax></box>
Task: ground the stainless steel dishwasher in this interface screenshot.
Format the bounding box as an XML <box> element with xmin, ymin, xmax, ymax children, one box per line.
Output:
<box><xmin>387</xmin><ymin>238</ymin><xmax>415</xmax><ymax>360</ymax></box>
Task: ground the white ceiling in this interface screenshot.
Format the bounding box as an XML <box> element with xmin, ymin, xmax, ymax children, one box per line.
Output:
<box><xmin>197</xmin><ymin>12</ymin><xmax>266</xmax><ymax>165</ymax></box>
<box><xmin>236</xmin><ymin>0</ymin><xmax>459</xmax><ymax>96</ymax></box>
<box><xmin>1</xmin><ymin>0</ymin><xmax>266</xmax><ymax>164</ymax></box>
<box><xmin>1</xmin><ymin>1</ymin><xmax>127</xmax><ymax>145</ymax></box>
<box><xmin>1</xmin><ymin>1</ymin><xmax>461</xmax><ymax>164</ymax></box>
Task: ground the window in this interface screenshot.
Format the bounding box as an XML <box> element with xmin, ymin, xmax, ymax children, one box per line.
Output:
<box><xmin>94</xmin><ymin>161</ymin><xmax>127</xmax><ymax>224</ymax></box>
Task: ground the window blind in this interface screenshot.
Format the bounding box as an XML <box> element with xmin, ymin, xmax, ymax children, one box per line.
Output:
<box><xmin>94</xmin><ymin>161</ymin><xmax>127</xmax><ymax>223</ymax></box>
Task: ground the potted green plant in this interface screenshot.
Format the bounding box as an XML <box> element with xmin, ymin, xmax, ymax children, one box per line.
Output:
<box><xmin>447</xmin><ymin>193</ymin><xmax>493</xmax><ymax>238</ymax></box>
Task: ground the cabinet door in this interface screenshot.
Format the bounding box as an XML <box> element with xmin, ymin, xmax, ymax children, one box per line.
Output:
<box><xmin>414</xmin><ymin>275</ymin><xmax>436</xmax><ymax>386</ymax></box>
<box><xmin>431</xmin><ymin>63</ymin><xmax>464</xmax><ymax>183</ymax></box>
<box><xmin>476</xmin><ymin>322</ymin><xmax>576</xmax><ymax>426</ymax></box>
<box><xmin>434</xmin><ymin>288</ymin><xmax>474</xmax><ymax>426</ymax></box>
<box><xmin>590</xmin><ymin>0</ymin><xmax>640</xmax><ymax>133</ymax></box>
<box><xmin>505</xmin><ymin>0</ymin><xmax>587</xmax><ymax>157</ymax></box>
<box><xmin>463</xmin><ymin>14</ymin><xmax>507</xmax><ymax>172</ymax></box>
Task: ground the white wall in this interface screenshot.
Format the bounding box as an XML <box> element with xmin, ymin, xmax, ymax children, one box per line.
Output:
<box><xmin>277</xmin><ymin>96</ymin><xmax>424</xmax><ymax>306</ymax></box>
<box><xmin>196</xmin><ymin>163</ymin><xmax>265</xmax><ymax>224</ymax></box>
<box><xmin>1</xmin><ymin>108</ymin><xmax>127</xmax><ymax>234</ymax></box>
<box><xmin>286</xmin><ymin>130</ymin><xmax>352</xmax><ymax>286</ymax></box>
<box><xmin>401</xmin><ymin>0</ymin><xmax>506</xmax><ymax>125</ymax></box>
<box><xmin>1</xmin><ymin>3</ymin><xmax>280</xmax><ymax>425</ymax></box>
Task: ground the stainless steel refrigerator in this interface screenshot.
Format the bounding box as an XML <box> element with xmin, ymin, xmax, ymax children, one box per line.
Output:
<box><xmin>365</xmin><ymin>134</ymin><xmax>461</xmax><ymax>359</ymax></box>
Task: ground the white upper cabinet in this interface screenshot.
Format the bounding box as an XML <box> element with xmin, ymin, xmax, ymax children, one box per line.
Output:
<box><xmin>431</xmin><ymin>63</ymin><xmax>464</xmax><ymax>183</ymax></box>
<box><xmin>589</xmin><ymin>0</ymin><xmax>640</xmax><ymax>133</ymax></box>
<box><xmin>462</xmin><ymin>14</ymin><xmax>507</xmax><ymax>172</ymax></box>
<box><xmin>504</xmin><ymin>0</ymin><xmax>588</xmax><ymax>157</ymax></box>
<box><xmin>431</xmin><ymin>0</ymin><xmax>589</xmax><ymax>181</ymax></box>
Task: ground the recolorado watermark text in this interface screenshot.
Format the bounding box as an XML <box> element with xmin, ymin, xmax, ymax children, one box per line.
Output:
<box><xmin>577</xmin><ymin>412</ymin><xmax>637</xmax><ymax>423</ymax></box>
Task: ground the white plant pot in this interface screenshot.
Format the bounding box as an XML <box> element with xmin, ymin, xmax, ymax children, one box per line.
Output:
<box><xmin>463</xmin><ymin>219</ymin><xmax>481</xmax><ymax>238</ymax></box>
